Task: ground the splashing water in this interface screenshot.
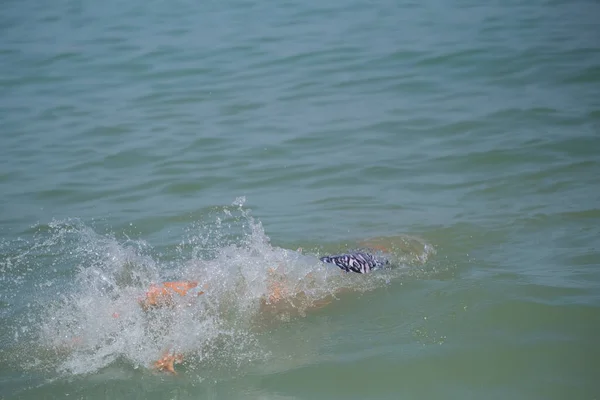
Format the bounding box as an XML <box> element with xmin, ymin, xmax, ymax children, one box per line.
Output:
<box><xmin>1</xmin><ymin>200</ymin><xmax>435</xmax><ymax>380</ymax></box>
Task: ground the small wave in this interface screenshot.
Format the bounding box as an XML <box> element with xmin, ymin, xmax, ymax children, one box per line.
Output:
<box><xmin>3</xmin><ymin>199</ymin><xmax>435</xmax><ymax>380</ymax></box>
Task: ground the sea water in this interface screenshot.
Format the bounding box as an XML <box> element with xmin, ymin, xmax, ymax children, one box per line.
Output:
<box><xmin>1</xmin><ymin>0</ymin><xmax>599</xmax><ymax>398</ymax></box>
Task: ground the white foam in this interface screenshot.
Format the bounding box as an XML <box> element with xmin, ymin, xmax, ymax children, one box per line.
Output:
<box><xmin>7</xmin><ymin>201</ymin><xmax>435</xmax><ymax>379</ymax></box>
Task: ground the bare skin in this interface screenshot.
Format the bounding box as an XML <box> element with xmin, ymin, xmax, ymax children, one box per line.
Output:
<box><xmin>137</xmin><ymin>281</ymin><xmax>202</xmax><ymax>373</ymax></box>
<box><xmin>141</xmin><ymin>243</ymin><xmax>394</xmax><ymax>374</ymax></box>
<box><xmin>153</xmin><ymin>350</ymin><xmax>184</xmax><ymax>374</ymax></box>
<box><xmin>140</xmin><ymin>275</ymin><xmax>334</xmax><ymax>374</ymax></box>
<box><xmin>138</xmin><ymin>281</ymin><xmax>204</xmax><ymax>310</ymax></box>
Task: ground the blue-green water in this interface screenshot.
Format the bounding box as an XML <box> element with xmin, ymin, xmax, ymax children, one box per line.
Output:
<box><xmin>1</xmin><ymin>0</ymin><xmax>599</xmax><ymax>398</ymax></box>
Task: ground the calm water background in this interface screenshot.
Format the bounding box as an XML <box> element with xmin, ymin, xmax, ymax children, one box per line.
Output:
<box><xmin>1</xmin><ymin>0</ymin><xmax>600</xmax><ymax>398</ymax></box>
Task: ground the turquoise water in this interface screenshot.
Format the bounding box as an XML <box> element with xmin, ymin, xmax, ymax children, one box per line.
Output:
<box><xmin>1</xmin><ymin>0</ymin><xmax>600</xmax><ymax>398</ymax></box>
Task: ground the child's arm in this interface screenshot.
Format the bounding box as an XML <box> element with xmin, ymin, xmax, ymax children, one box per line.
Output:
<box><xmin>139</xmin><ymin>281</ymin><xmax>202</xmax><ymax>310</ymax></box>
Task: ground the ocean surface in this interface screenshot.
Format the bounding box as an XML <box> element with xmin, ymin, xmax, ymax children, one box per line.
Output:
<box><xmin>1</xmin><ymin>0</ymin><xmax>599</xmax><ymax>398</ymax></box>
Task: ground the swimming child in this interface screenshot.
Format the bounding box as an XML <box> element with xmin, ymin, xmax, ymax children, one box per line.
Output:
<box><xmin>141</xmin><ymin>249</ymin><xmax>391</xmax><ymax>373</ymax></box>
<box><xmin>140</xmin><ymin>250</ymin><xmax>389</xmax><ymax>308</ymax></box>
